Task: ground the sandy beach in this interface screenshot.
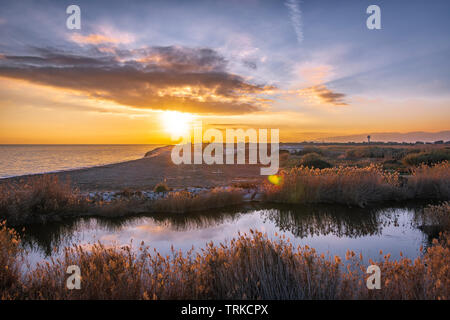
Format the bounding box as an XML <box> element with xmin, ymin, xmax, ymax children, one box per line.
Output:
<box><xmin>1</xmin><ymin>145</ymin><xmax>265</xmax><ymax>191</ymax></box>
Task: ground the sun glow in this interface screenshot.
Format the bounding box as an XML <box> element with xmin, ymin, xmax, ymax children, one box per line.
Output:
<box><xmin>161</xmin><ymin>111</ymin><xmax>194</xmax><ymax>138</ymax></box>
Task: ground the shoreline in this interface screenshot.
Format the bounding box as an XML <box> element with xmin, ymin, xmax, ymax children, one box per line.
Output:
<box><xmin>0</xmin><ymin>145</ymin><xmax>171</xmax><ymax>181</ymax></box>
<box><xmin>0</xmin><ymin>145</ymin><xmax>265</xmax><ymax>192</ymax></box>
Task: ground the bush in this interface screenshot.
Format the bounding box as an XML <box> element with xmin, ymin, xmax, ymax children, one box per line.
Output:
<box><xmin>0</xmin><ymin>175</ymin><xmax>86</xmax><ymax>225</ymax></box>
<box><xmin>402</xmin><ymin>149</ymin><xmax>450</xmax><ymax>166</ymax></box>
<box><xmin>298</xmin><ymin>153</ymin><xmax>332</xmax><ymax>169</ymax></box>
<box><xmin>345</xmin><ymin>147</ymin><xmax>417</xmax><ymax>160</ymax></box>
<box><xmin>153</xmin><ymin>182</ymin><xmax>170</xmax><ymax>193</ymax></box>
<box><xmin>296</xmin><ymin>146</ymin><xmax>324</xmax><ymax>156</ymax></box>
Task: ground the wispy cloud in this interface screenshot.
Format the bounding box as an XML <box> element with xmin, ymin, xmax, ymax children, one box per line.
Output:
<box><xmin>297</xmin><ymin>84</ymin><xmax>347</xmax><ymax>106</ymax></box>
<box><xmin>285</xmin><ymin>0</ymin><xmax>303</xmax><ymax>43</ymax></box>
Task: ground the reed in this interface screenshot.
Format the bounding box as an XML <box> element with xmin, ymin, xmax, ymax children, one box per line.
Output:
<box><xmin>0</xmin><ymin>175</ymin><xmax>87</xmax><ymax>224</ymax></box>
<box><xmin>263</xmin><ymin>164</ymin><xmax>401</xmax><ymax>207</ymax></box>
<box><xmin>151</xmin><ymin>187</ymin><xmax>244</xmax><ymax>213</ymax></box>
<box><xmin>264</xmin><ymin>162</ymin><xmax>450</xmax><ymax>207</ymax></box>
<box><xmin>1</xmin><ymin>222</ymin><xmax>448</xmax><ymax>300</ymax></box>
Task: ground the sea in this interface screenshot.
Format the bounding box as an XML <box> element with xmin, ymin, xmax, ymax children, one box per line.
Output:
<box><xmin>0</xmin><ymin>144</ymin><xmax>164</xmax><ymax>179</ymax></box>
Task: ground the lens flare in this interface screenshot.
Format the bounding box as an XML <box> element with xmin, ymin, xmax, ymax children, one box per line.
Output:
<box><xmin>268</xmin><ymin>175</ymin><xmax>282</xmax><ymax>186</ymax></box>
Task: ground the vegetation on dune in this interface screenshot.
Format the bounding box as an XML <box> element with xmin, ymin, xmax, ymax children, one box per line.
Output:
<box><xmin>402</xmin><ymin>149</ymin><xmax>450</xmax><ymax>166</ymax></box>
<box><xmin>153</xmin><ymin>182</ymin><xmax>170</xmax><ymax>193</ymax></box>
<box><xmin>298</xmin><ymin>152</ymin><xmax>332</xmax><ymax>169</ymax></box>
<box><xmin>345</xmin><ymin>146</ymin><xmax>422</xmax><ymax>160</ymax></box>
<box><xmin>1</xmin><ymin>222</ymin><xmax>449</xmax><ymax>300</ymax></box>
<box><xmin>295</xmin><ymin>146</ymin><xmax>325</xmax><ymax>156</ymax></box>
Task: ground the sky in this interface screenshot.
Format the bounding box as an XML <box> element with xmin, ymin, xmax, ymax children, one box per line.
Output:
<box><xmin>0</xmin><ymin>0</ymin><xmax>449</xmax><ymax>143</ymax></box>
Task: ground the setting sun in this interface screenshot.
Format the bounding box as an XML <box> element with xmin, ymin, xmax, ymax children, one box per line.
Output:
<box><xmin>161</xmin><ymin>111</ymin><xmax>194</xmax><ymax>138</ymax></box>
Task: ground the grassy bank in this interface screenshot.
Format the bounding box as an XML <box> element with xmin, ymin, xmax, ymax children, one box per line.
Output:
<box><xmin>0</xmin><ymin>175</ymin><xmax>246</xmax><ymax>224</ymax></box>
<box><xmin>264</xmin><ymin>162</ymin><xmax>450</xmax><ymax>207</ymax></box>
<box><xmin>0</xmin><ymin>175</ymin><xmax>87</xmax><ymax>225</ymax></box>
<box><xmin>1</xmin><ymin>217</ymin><xmax>449</xmax><ymax>300</ymax></box>
<box><xmin>0</xmin><ymin>161</ymin><xmax>449</xmax><ymax>224</ymax></box>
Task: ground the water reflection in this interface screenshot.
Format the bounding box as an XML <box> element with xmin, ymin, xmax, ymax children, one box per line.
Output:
<box><xmin>14</xmin><ymin>203</ymin><xmax>427</xmax><ymax>265</ymax></box>
<box><xmin>263</xmin><ymin>205</ymin><xmax>393</xmax><ymax>238</ymax></box>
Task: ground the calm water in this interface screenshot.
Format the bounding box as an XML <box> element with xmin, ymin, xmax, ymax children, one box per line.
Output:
<box><xmin>0</xmin><ymin>144</ymin><xmax>163</xmax><ymax>178</ymax></box>
<box><xmin>17</xmin><ymin>204</ymin><xmax>429</xmax><ymax>268</ymax></box>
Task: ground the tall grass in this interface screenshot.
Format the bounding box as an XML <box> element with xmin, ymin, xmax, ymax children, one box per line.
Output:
<box><xmin>264</xmin><ymin>164</ymin><xmax>401</xmax><ymax>207</ymax></box>
<box><xmin>415</xmin><ymin>202</ymin><xmax>450</xmax><ymax>240</ymax></box>
<box><xmin>1</xmin><ymin>223</ymin><xmax>448</xmax><ymax>300</ymax></box>
<box><xmin>402</xmin><ymin>149</ymin><xmax>450</xmax><ymax>166</ymax></box>
<box><xmin>408</xmin><ymin>162</ymin><xmax>450</xmax><ymax>199</ymax></box>
<box><xmin>0</xmin><ymin>221</ymin><xmax>22</xmax><ymax>299</ymax></box>
<box><xmin>0</xmin><ymin>175</ymin><xmax>87</xmax><ymax>224</ymax></box>
<box><xmin>151</xmin><ymin>187</ymin><xmax>244</xmax><ymax>213</ymax></box>
<box><xmin>1</xmin><ymin>162</ymin><xmax>449</xmax><ymax>223</ymax></box>
<box><xmin>264</xmin><ymin>162</ymin><xmax>450</xmax><ymax>207</ymax></box>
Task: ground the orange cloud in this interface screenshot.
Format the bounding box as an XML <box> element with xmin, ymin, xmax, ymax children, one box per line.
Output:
<box><xmin>0</xmin><ymin>46</ymin><xmax>275</xmax><ymax>114</ymax></box>
<box><xmin>70</xmin><ymin>33</ymin><xmax>123</xmax><ymax>44</ymax></box>
<box><xmin>297</xmin><ymin>84</ymin><xmax>347</xmax><ymax>106</ymax></box>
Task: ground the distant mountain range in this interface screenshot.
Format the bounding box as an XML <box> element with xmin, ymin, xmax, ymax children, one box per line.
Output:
<box><xmin>320</xmin><ymin>131</ymin><xmax>450</xmax><ymax>143</ymax></box>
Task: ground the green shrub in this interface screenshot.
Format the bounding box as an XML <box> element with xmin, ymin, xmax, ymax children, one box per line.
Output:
<box><xmin>153</xmin><ymin>182</ymin><xmax>170</xmax><ymax>193</ymax></box>
<box><xmin>345</xmin><ymin>147</ymin><xmax>416</xmax><ymax>160</ymax></box>
<box><xmin>402</xmin><ymin>149</ymin><xmax>450</xmax><ymax>166</ymax></box>
<box><xmin>297</xmin><ymin>146</ymin><xmax>324</xmax><ymax>156</ymax></box>
<box><xmin>298</xmin><ymin>153</ymin><xmax>332</xmax><ymax>169</ymax></box>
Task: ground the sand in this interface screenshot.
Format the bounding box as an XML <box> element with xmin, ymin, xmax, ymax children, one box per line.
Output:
<box><xmin>2</xmin><ymin>146</ymin><xmax>265</xmax><ymax>191</ymax></box>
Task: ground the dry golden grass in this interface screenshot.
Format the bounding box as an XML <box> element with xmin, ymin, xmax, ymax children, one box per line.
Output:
<box><xmin>264</xmin><ymin>164</ymin><xmax>401</xmax><ymax>207</ymax></box>
<box><xmin>408</xmin><ymin>161</ymin><xmax>450</xmax><ymax>200</ymax></box>
<box><xmin>1</xmin><ymin>162</ymin><xmax>448</xmax><ymax>223</ymax></box>
<box><xmin>264</xmin><ymin>162</ymin><xmax>450</xmax><ymax>207</ymax></box>
<box><xmin>1</xmin><ymin>222</ymin><xmax>448</xmax><ymax>300</ymax></box>
<box><xmin>0</xmin><ymin>175</ymin><xmax>87</xmax><ymax>224</ymax></box>
<box><xmin>0</xmin><ymin>221</ymin><xmax>22</xmax><ymax>299</ymax></box>
<box><xmin>151</xmin><ymin>187</ymin><xmax>244</xmax><ymax>213</ymax></box>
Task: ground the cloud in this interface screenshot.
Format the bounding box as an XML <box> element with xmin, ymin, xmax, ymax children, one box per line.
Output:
<box><xmin>242</xmin><ymin>60</ymin><xmax>257</xmax><ymax>70</ymax></box>
<box><xmin>69</xmin><ymin>25</ymin><xmax>136</xmax><ymax>45</ymax></box>
<box><xmin>0</xmin><ymin>46</ymin><xmax>274</xmax><ymax>114</ymax></box>
<box><xmin>285</xmin><ymin>0</ymin><xmax>303</xmax><ymax>43</ymax></box>
<box><xmin>70</xmin><ymin>34</ymin><xmax>124</xmax><ymax>45</ymax></box>
<box><xmin>297</xmin><ymin>85</ymin><xmax>347</xmax><ymax>106</ymax></box>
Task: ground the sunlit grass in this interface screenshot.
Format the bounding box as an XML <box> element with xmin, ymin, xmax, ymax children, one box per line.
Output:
<box><xmin>1</xmin><ymin>220</ymin><xmax>449</xmax><ymax>300</ymax></box>
<box><xmin>263</xmin><ymin>162</ymin><xmax>450</xmax><ymax>207</ymax></box>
